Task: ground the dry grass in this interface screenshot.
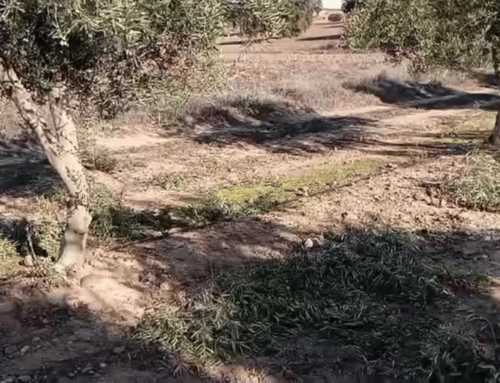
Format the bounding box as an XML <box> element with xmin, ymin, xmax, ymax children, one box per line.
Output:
<box><xmin>272</xmin><ymin>70</ymin><xmax>372</xmax><ymax>111</ymax></box>
<box><xmin>227</xmin><ymin>53</ymin><xmax>387</xmax><ymax>110</ymax></box>
<box><xmin>231</xmin><ymin>67</ymin><xmax>387</xmax><ymax>111</ymax></box>
<box><xmin>227</xmin><ymin>52</ymin><xmax>479</xmax><ymax>113</ymax></box>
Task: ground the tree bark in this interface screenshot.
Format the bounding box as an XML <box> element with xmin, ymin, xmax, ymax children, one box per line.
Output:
<box><xmin>489</xmin><ymin>46</ymin><xmax>500</xmax><ymax>146</ymax></box>
<box><xmin>0</xmin><ymin>62</ymin><xmax>92</xmax><ymax>270</ymax></box>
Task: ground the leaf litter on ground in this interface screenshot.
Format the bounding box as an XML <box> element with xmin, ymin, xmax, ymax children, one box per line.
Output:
<box><xmin>135</xmin><ymin>229</ymin><xmax>499</xmax><ymax>380</ymax></box>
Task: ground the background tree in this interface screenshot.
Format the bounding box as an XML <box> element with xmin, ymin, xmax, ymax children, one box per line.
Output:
<box><xmin>346</xmin><ymin>0</ymin><xmax>500</xmax><ymax>143</ymax></box>
<box><xmin>0</xmin><ymin>0</ymin><xmax>316</xmax><ymax>270</ymax></box>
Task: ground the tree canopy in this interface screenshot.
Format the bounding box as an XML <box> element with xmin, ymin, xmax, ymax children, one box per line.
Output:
<box><xmin>346</xmin><ymin>0</ymin><xmax>500</xmax><ymax>143</ymax></box>
<box><xmin>346</xmin><ymin>0</ymin><xmax>499</xmax><ymax>73</ymax></box>
<box><xmin>0</xmin><ymin>0</ymin><xmax>317</xmax><ymax>269</ymax></box>
<box><xmin>0</xmin><ymin>0</ymin><xmax>316</xmax><ymax>116</ymax></box>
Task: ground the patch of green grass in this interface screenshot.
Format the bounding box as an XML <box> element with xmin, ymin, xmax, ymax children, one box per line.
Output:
<box><xmin>136</xmin><ymin>230</ymin><xmax>495</xmax><ymax>379</ymax></box>
<box><xmin>0</xmin><ymin>234</ymin><xmax>18</xmax><ymax>275</ymax></box>
<box><xmin>447</xmin><ymin>151</ymin><xmax>500</xmax><ymax>211</ymax></box>
<box><xmin>217</xmin><ymin>159</ymin><xmax>380</xmax><ymax>206</ymax></box>
<box><xmin>161</xmin><ymin>160</ymin><xmax>380</xmax><ymax>228</ymax></box>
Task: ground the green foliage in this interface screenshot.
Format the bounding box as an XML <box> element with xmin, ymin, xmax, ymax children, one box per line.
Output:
<box><xmin>136</xmin><ymin>230</ymin><xmax>495</xmax><ymax>378</ymax></box>
<box><xmin>33</xmin><ymin>219</ymin><xmax>64</xmax><ymax>260</ymax></box>
<box><xmin>346</xmin><ymin>0</ymin><xmax>500</xmax><ymax>73</ymax></box>
<box><xmin>0</xmin><ymin>218</ymin><xmax>63</xmax><ymax>261</ymax></box>
<box><xmin>230</xmin><ymin>0</ymin><xmax>316</xmax><ymax>39</ymax></box>
<box><xmin>0</xmin><ymin>0</ymin><xmax>315</xmax><ymax>118</ymax></box>
<box><xmin>447</xmin><ymin>151</ymin><xmax>500</xmax><ymax>211</ymax></box>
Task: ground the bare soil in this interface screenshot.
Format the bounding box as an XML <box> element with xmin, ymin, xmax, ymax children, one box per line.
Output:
<box><xmin>1</xmin><ymin>19</ymin><xmax>500</xmax><ymax>382</ymax></box>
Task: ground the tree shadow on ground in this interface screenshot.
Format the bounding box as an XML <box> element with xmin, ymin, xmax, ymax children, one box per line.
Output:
<box><xmin>470</xmin><ymin>71</ymin><xmax>499</xmax><ymax>90</ymax></box>
<box><xmin>0</xmin><ymin>125</ymin><xmax>60</xmax><ymax>199</ymax></box>
<box><xmin>188</xmin><ymin>97</ymin><xmax>378</xmax><ymax>153</ymax></box>
<box><xmin>186</xmin><ymin>95</ymin><xmax>480</xmax><ymax>158</ymax></box>
<box><xmin>2</xmin><ymin>224</ymin><xmax>500</xmax><ymax>382</ymax></box>
<box><xmin>219</xmin><ymin>37</ymin><xmax>278</xmax><ymax>46</ymax></box>
<box><xmin>0</xmin><ymin>161</ymin><xmax>61</xmax><ymax>199</ymax></box>
<box><xmin>297</xmin><ymin>34</ymin><xmax>342</xmax><ymax>42</ymax></box>
<box><xmin>345</xmin><ymin>76</ymin><xmax>500</xmax><ymax>110</ymax></box>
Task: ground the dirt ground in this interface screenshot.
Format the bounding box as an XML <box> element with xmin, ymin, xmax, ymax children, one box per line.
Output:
<box><xmin>1</xmin><ymin>18</ymin><xmax>500</xmax><ymax>382</ymax></box>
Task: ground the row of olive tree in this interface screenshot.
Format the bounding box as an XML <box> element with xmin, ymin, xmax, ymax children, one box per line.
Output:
<box><xmin>346</xmin><ymin>0</ymin><xmax>500</xmax><ymax>143</ymax></box>
<box><xmin>0</xmin><ymin>0</ymin><xmax>317</xmax><ymax>270</ymax></box>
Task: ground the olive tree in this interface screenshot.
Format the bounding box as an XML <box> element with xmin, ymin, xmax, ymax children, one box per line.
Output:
<box><xmin>0</xmin><ymin>0</ymin><xmax>316</xmax><ymax>270</ymax></box>
<box><xmin>346</xmin><ymin>0</ymin><xmax>500</xmax><ymax>144</ymax></box>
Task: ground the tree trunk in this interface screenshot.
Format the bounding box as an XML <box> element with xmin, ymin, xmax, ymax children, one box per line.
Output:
<box><xmin>490</xmin><ymin>113</ymin><xmax>500</xmax><ymax>146</ymax></box>
<box><xmin>489</xmin><ymin>47</ymin><xmax>500</xmax><ymax>146</ymax></box>
<box><xmin>0</xmin><ymin>62</ymin><xmax>92</xmax><ymax>270</ymax></box>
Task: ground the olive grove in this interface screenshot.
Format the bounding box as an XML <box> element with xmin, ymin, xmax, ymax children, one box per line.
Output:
<box><xmin>346</xmin><ymin>0</ymin><xmax>500</xmax><ymax>143</ymax></box>
<box><xmin>0</xmin><ymin>0</ymin><xmax>316</xmax><ymax>270</ymax></box>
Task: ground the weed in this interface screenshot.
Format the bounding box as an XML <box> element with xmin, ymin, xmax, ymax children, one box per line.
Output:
<box><xmin>27</xmin><ymin>257</ymin><xmax>70</xmax><ymax>288</ymax></box>
<box><xmin>0</xmin><ymin>233</ymin><xmax>18</xmax><ymax>275</ymax></box>
<box><xmin>90</xmin><ymin>182</ymin><xmax>121</xmax><ymax>239</ymax></box>
<box><xmin>447</xmin><ymin>151</ymin><xmax>500</xmax><ymax>211</ymax></box>
<box><xmin>155</xmin><ymin>172</ymin><xmax>186</xmax><ymax>190</ymax></box>
<box><xmin>90</xmin><ymin>182</ymin><xmax>172</xmax><ymax>239</ymax></box>
<box><xmin>81</xmin><ymin>146</ymin><xmax>118</xmax><ymax>173</ymax></box>
<box><xmin>169</xmin><ymin>192</ymin><xmax>278</xmax><ymax>228</ymax></box>
<box><xmin>433</xmin><ymin>113</ymin><xmax>496</xmax><ymax>144</ymax></box>
<box><xmin>185</xmin><ymin>93</ymin><xmax>309</xmax><ymax>126</ymax></box>
<box><xmin>229</xmin><ymin>95</ymin><xmax>290</xmax><ymax>119</ymax></box>
<box><xmin>78</xmin><ymin>121</ymin><xmax>117</xmax><ymax>173</ymax></box>
<box><xmin>1</xmin><ymin>218</ymin><xmax>63</xmax><ymax>262</ymax></box>
<box><xmin>136</xmin><ymin>230</ymin><xmax>495</xmax><ymax>379</ymax></box>
<box><xmin>32</xmin><ymin>220</ymin><xmax>64</xmax><ymax>260</ymax></box>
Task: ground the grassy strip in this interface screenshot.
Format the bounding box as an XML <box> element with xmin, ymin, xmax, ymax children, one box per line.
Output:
<box><xmin>217</xmin><ymin>159</ymin><xmax>380</xmax><ymax>206</ymax></box>
<box><xmin>135</xmin><ymin>230</ymin><xmax>495</xmax><ymax>379</ymax></box>
<box><xmin>447</xmin><ymin>151</ymin><xmax>500</xmax><ymax>211</ymax></box>
<box><xmin>0</xmin><ymin>233</ymin><xmax>18</xmax><ymax>275</ymax></box>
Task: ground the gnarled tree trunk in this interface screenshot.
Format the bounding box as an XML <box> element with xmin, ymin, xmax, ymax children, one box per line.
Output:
<box><xmin>489</xmin><ymin>46</ymin><xmax>500</xmax><ymax>146</ymax></box>
<box><xmin>0</xmin><ymin>62</ymin><xmax>92</xmax><ymax>270</ymax></box>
